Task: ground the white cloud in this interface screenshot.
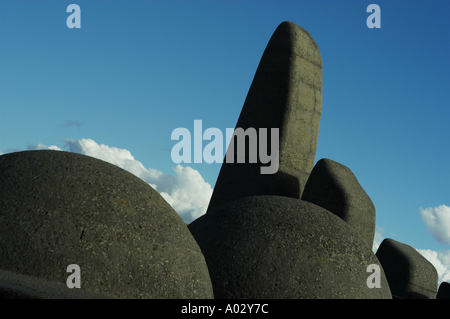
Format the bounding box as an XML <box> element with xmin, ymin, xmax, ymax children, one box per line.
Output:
<box><xmin>63</xmin><ymin>138</ymin><xmax>147</xmax><ymax>178</ymax></box>
<box><xmin>416</xmin><ymin>248</ymin><xmax>450</xmax><ymax>285</ymax></box>
<box><xmin>419</xmin><ymin>205</ymin><xmax>450</xmax><ymax>245</ymax></box>
<box><xmin>27</xmin><ymin>143</ymin><xmax>62</xmax><ymax>151</ymax></box>
<box><xmin>157</xmin><ymin>165</ymin><xmax>213</xmax><ymax>223</ymax></box>
<box><xmin>0</xmin><ymin>149</ymin><xmax>3</xmax><ymax>156</ymax></box>
<box><xmin>372</xmin><ymin>226</ymin><xmax>399</xmax><ymax>253</ymax></box>
<box><xmin>62</xmin><ymin>138</ymin><xmax>212</xmax><ymax>223</ymax></box>
<box><xmin>372</xmin><ymin>225</ymin><xmax>385</xmax><ymax>253</ymax></box>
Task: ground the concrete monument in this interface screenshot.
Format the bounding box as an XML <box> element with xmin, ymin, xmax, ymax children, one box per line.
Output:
<box><xmin>207</xmin><ymin>21</ymin><xmax>322</xmax><ymax>212</ymax></box>
<box><xmin>0</xmin><ymin>150</ymin><xmax>213</xmax><ymax>298</ymax></box>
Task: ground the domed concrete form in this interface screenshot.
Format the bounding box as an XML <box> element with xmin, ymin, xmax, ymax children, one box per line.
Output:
<box><xmin>302</xmin><ymin>158</ymin><xmax>376</xmax><ymax>248</ymax></box>
<box><xmin>0</xmin><ymin>150</ymin><xmax>213</xmax><ymax>299</ymax></box>
<box><xmin>437</xmin><ymin>281</ymin><xmax>450</xmax><ymax>299</ymax></box>
<box><xmin>376</xmin><ymin>238</ymin><xmax>438</xmax><ymax>299</ymax></box>
<box><xmin>189</xmin><ymin>195</ymin><xmax>391</xmax><ymax>299</ymax></box>
<box><xmin>207</xmin><ymin>21</ymin><xmax>322</xmax><ymax>213</ymax></box>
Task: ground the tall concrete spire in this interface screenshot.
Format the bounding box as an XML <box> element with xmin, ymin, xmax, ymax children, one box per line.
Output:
<box><xmin>207</xmin><ymin>21</ymin><xmax>322</xmax><ymax>212</ymax></box>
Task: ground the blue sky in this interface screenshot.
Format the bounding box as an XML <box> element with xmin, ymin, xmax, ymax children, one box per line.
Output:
<box><xmin>1</xmin><ymin>1</ymin><xmax>450</xmax><ymax>283</ymax></box>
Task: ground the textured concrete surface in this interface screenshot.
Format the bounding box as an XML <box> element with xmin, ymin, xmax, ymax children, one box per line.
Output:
<box><xmin>376</xmin><ymin>238</ymin><xmax>438</xmax><ymax>299</ymax></box>
<box><xmin>207</xmin><ymin>21</ymin><xmax>322</xmax><ymax>212</ymax></box>
<box><xmin>301</xmin><ymin>158</ymin><xmax>376</xmax><ymax>247</ymax></box>
<box><xmin>189</xmin><ymin>195</ymin><xmax>391</xmax><ymax>299</ymax></box>
<box><xmin>0</xmin><ymin>150</ymin><xmax>213</xmax><ymax>298</ymax></box>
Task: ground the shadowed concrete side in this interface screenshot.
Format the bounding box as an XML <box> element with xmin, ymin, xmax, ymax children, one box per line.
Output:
<box><xmin>376</xmin><ymin>238</ymin><xmax>438</xmax><ymax>299</ymax></box>
<box><xmin>302</xmin><ymin>158</ymin><xmax>376</xmax><ymax>248</ymax></box>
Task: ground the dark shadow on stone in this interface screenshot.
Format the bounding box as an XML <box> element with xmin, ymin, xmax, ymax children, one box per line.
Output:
<box><xmin>376</xmin><ymin>238</ymin><xmax>438</xmax><ymax>299</ymax></box>
<box><xmin>437</xmin><ymin>281</ymin><xmax>450</xmax><ymax>299</ymax></box>
<box><xmin>301</xmin><ymin>158</ymin><xmax>376</xmax><ymax>248</ymax></box>
<box><xmin>207</xmin><ymin>164</ymin><xmax>301</xmax><ymax>212</ymax></box>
